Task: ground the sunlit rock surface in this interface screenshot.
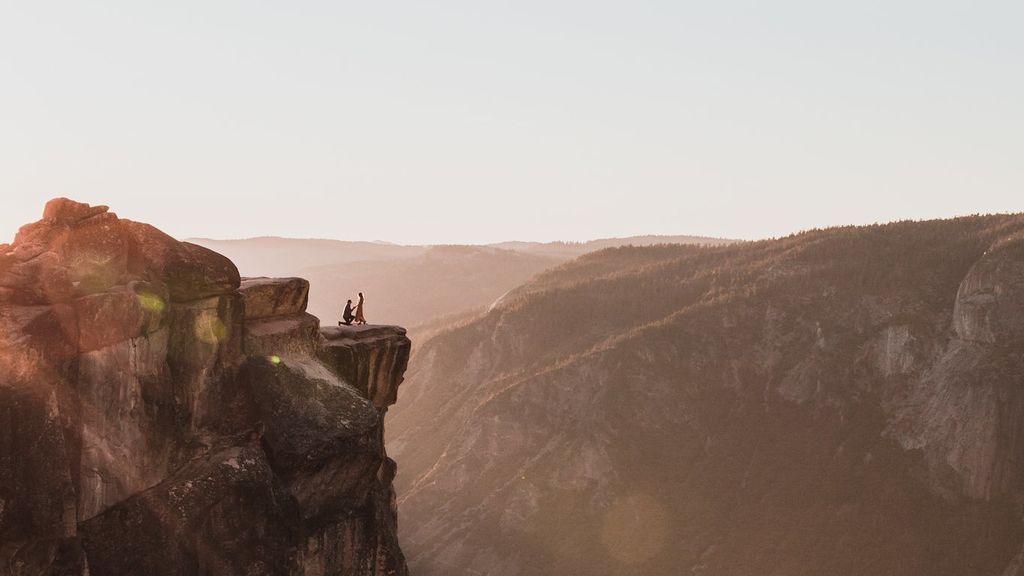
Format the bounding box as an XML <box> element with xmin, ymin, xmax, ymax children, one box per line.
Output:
<box><xmin>0</xmin><ymin>198</ymin><xmax>411</xmax><ymax>575</ymax></box>
<box><xmin>389</xmin><ymin>215</ymin><xmax>1024</xmax><ymax>576</ymax></box>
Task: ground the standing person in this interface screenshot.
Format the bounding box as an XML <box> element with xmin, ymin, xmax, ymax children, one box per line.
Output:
<box><xmin>354</xmin><ymin>292</ymin><xmax>367</xmax><ymax>325</ymax></box>
<box><xmin>339</xmin><ymin>299</ymin><xmax>356</xmax><ymax>326</ymax></box>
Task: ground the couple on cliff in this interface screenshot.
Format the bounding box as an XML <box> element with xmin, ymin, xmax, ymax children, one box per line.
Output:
<box><xmin>340</xmin><ymin>292</ymin><xmax>367</xmax><ymax>326</ymax></box>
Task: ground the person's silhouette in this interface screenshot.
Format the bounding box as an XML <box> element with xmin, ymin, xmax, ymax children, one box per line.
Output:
<box><xmin>355</xmin><ymin>292</ymin><xmax>367</xmax><ymax>325</ymax></box>
<box><xmin>340</xmin><ymin>299</ymin><xmax>356</xmax><ymax>326</ymax></box>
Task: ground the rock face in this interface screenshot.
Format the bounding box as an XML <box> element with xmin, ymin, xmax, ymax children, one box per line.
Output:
<box><xmin>0</xmin><ymin>199</ymin><xmax>412</xmax><ymax>575</ymax></box>
<box><xmin>389</xmin><ymin>215</ymin><xmax>1024</xmax><ymax>576</ymax></box>
<box><xmin>320</xmin><ymin>326</ymin><xmax>412</xmax><ymax>409</ymax></box>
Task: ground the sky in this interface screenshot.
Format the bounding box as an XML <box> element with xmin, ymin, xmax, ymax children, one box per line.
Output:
<box><xmin>1</xmin><ymin>1</ymin><xmax>1022</xmax><ymax>245</ymax></box>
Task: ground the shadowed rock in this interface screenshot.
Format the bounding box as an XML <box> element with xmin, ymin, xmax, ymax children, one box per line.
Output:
<box><xmin>237</xmin><ymin>356</ymin><xmax>382</xmax><ymax>520</ymax></box>
<box><xmin>122</xmin><ymin>221</ymin><xmax>240</xmax><ymax>302</ymax></box>
<box><xmin>0</xmin><ymin>199</ymin><xmax>411</xmax><ymax>576</ymax></box>
<box><xmin>78</xmin><ymin>443</ymin><xmax>297</xmax><ymax>576</ymax></box>
<box><xmin>244</xmin><ymin>312</ymin><xmax>321</xmax><ymax>358</ymax></box>
<box><xmin>320</xmin><ymin>325</ymin><xmax>412</xmax><ymax>409</ymax></box>
<box><xmin>953</xmin><ymin>235</ymin><xmax>1024</xmax><ymax>344</ymax></box>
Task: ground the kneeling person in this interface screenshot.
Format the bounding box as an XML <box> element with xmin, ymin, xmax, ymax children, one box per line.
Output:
<box><xmin>340</xmin><ymin>299</ymin><xmax>356</xmax><ymax>326</ymax></box>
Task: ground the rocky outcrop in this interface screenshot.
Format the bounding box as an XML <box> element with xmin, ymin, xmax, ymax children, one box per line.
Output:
<box><xmin>891</xmin><ymin>233</ymin><xmax>1024</xmax><ymax>501</ymax></box>
<box><xmin>0</xmin><ymin>199</ymin><xmax>411</xmax><ymax>575</ymax></box>
<box><xmin>240</xmin><ymin>277</ymin><xmax>311</xmax><ymax>321</ymax></box>
<box><xmin>953</xmin><ymin>236</ymin><xmax>1024</xmax><ymax>344</ymax></box>
<box><xmin>320</xmin><ymin>326</ymin><xmax>411</xmax><ymax>409</ymax></box>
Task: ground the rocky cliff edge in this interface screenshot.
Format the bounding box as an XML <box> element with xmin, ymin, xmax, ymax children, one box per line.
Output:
<box><xmin>0</xmin><ymin>198</ymin><xmax>411</xmax><ymax>576</ymax></box>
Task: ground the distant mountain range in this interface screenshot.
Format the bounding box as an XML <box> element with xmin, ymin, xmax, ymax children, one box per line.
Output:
<box><xmin>387</xmin><ymin>214</ymin><xmax>1024</xmax><ymax>576</ymax></box>
<box><xmin>189</xmin><ymin>235</ymin><xmax>732</xmax><ymax>332</ymax></box>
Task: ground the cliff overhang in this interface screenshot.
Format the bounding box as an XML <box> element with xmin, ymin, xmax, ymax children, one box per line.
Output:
<box><xmin>0</xmin><ymin>198</ymin><xmax>411</xmax><ymax>575</ymax></box>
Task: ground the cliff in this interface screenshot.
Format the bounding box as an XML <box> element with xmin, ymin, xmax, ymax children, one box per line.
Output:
<box><xmin>0</xmin><ymin>199</ymin><xmax>411</xmax><ymax>575</ymax></box>
<box><xmin>389</xmin><ymin>214</ymin><xmax>1024</xmax><ymax>575</ymax></box>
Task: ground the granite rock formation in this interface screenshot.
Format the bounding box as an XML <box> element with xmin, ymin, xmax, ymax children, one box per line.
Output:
<box><xmin>389</xmin><ymin>214</ymin><xmax>1024</xmax><ymax>576</ymax></box>
<box><xmin>0</xmin><ymin>199</ymin><xmax>411</xmax><ymax>576</ymax></box>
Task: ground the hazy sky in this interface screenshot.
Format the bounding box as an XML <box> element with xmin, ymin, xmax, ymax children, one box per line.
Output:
<box><xmin>2</xmin><ymin>1</ymin><xmax>1022</xmax><ymax>245</ymax></box>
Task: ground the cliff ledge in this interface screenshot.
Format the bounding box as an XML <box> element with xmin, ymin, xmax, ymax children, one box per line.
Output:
<box><xmin>0</xmin><ymin>198</ymin><xmax>411</xmax><ymax>576</ymax></box>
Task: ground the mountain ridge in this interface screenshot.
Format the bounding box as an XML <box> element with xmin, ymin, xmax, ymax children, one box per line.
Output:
<box><xmin>189</xmin><ymin>235</ymin><xmax>735</xmax><ymax>332</ymax></box>
<box><xmin>388</xmin><ymin>212</ymin><xmax>1024</xmax><ymax>576</ymax></box>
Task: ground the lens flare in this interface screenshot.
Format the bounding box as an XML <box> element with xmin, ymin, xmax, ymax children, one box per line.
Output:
<box><xmin>270</xmin><ymin>355</ymin><xmax>281</xmax><ymax>365</ymax></box>
<box><xmin>136</xmin><ymin>292</ymin><xmax>166</xmax><ymax>314</ymax></box>
<box><xmin>194</xmin><ymin>312</ymin><xmax>227</xmax><ymax>344</ymax></box>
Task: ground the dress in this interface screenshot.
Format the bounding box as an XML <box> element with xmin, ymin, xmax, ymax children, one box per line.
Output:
<box><xmin>354</xmin><ymin>295</ymin><xmax>366</xmax><ymax>324</ymax></box>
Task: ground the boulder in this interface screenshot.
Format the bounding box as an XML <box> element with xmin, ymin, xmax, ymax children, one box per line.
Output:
<box><xmin>10</xmin><ymin>203</ymin><xmax>133</xmax><ymax>296</ymax></box>
<box><xmin>3</xmin><ymin>198</ymin><xmax>240</xmax><ymax>305</ymax></box>
<box><xmin>42</xmin><ymin>198</ymin><xmax>110</xmax><ymax>225</ymax></box>
<box><xmin>239</xmin><ymin>277</ymin><xmax>309</xmax><ymax>320</ymax></box>
<box><xmin>122</xmin><ymin>221</ymin><xmax>240</xmax><ymax>302</ymax></box>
